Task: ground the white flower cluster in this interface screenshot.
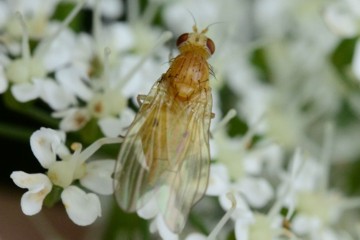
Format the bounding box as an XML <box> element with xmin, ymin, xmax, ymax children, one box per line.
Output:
<box><xmin>2</xmin><ymin>0</ymin><xmax>360</xmax><ymax>239</ymax></box>
<box><xmin>2</xmin><ymin>0</ymin><xmax>169</xmax><ymax>228</ymax></box>
<box><xmin>11</xmin><ymin>127</ymin><xmax>121</xmax><ymax>225</ymax></box>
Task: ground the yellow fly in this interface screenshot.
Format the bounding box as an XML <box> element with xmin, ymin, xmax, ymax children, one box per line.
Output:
<box><xmin>114</xmin><ymin>25</ymin><xmax>215</xmax><ymax>233</ymax></box>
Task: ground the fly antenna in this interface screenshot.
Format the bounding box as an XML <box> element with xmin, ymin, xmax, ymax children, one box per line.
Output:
<box><xmin>202</xmin><ymin>21</ymin><xmax>226</xmax><ymax>33</ymax></box>
<box><xmin>185</xmin><ymin>9</ymin><xmax>198</xmax><ymax>32</ymax></box>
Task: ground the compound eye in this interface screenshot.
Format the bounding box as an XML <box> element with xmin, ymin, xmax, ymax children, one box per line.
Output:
<box><xmin>176</xmin><ymin>33</ymin><xmax>189</xmax><ymax>47</ymax></box>
<box><xmin>206</xmin><ymin>38</ymin><xmax>215</xmax><ymax>55</ymax></box>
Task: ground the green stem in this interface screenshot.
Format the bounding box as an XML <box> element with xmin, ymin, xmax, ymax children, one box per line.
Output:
<box><xmin>3</xmin><ymin>91</ymin><xmax>58</xmax><ymax>127</ymax></box>
<box><xmin>15</xmin><ymin>106</ymin><xmax>58</xmax><ymax>127</ymax></box>
<box><xmin>0</xmin><ymin>122</ymin><xmax>34</xmax><ymax>141</ymax></box>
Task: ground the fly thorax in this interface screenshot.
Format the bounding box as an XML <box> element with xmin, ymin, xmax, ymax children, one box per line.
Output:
<box><xmin>169</xmin><ymin>54</ymin><xmax>209</xmax><ymax>101</ymax></box>
<box><xmin>173</xmin><ymin>82</ymin><xmax>196</xmax><ymax>100</ymax></box>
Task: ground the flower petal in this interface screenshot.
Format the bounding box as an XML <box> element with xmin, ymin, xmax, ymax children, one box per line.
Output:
<box><xmin>53</xmin><ymin>108</ymin><xmax>91</xmax><ymax>132</ymax></box>
<box><xmin>98</xmin><ymin>108</ymin><xmax>135</xmax><ymax>137</ymax></box>
<box><xmin>237</xmin><ymin>177</ymin><xmax>274</xmax><ymax>208</ymax></box>
<box><xmin>0</xmin><ymin>65</ymin><xmax>8</xmax><ymax>93</ymax></box>
<box><xmin>30</xmin><ymin>127</ymin><xmax>69</xmax><ymax>168</ymax></box>
<box><xmin>61</xmin><ymin>186</ymin><xmax>101</xmax><ymax>226</ymax></box>
<box><xmin>206</xmin><ymin>164</ymin><xmax>229</xmax><ymax>196</ymax></box>
<box><xmin>38</xmin><ymin>24</ymin><xmax>76</xmax><ymax>72</ymax></box>
<box><xmin>150</xmin><ymin>215</ymin><xmax>179</xmax><ymax>240</ymax></box>
<box><xmin>185</xmin><ymin>233</ymin><xmax>207</xmax><ymax>240</ymax></box>
<box><xmin>292</xmin><ymin>214</ymin><xmax>321</xmax><ymax>235</ymax></box>
<box><xmin>137</xmin><ymin>190</ymin><xmax>159</xmax><ymax>220</ymax></box>
<box><xmin>10</xmin><ymin>171</ymin><xmax>52</xmax><ymax>215</ymax></box>
<box><xmin>39</xmin><ymin>78</ymin><xmax>76</xmax><ymax>110</ymax></box>
<box><xmin>55</xmin><ymin>67</ymin><xmax>93</xmax><ymax>102</ymax></box>
<box><xmin>235</xmin><ymin>220</ymin><xmax>250</xmax><ymax>240</ymax></box>
<box><xmin>323</xmin><ymin>2</ymin><xmax>358</xmax><ymax>37</ymax></box>
<box><xmin>99</xmin><ymin>0</ymin><xmax>123</xmax><ymax>19</ymax></box>
<box><xmin>11</xmin><ymin>82</ymin><xmax>41</xmax><ymax>102</ymax></box>
<box><xmin>80</xmin><ymin>160</ymin><xmax>115</xmax><ymax>195</ymax></box>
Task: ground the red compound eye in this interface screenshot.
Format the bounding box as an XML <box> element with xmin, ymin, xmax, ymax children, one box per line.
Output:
<box><xmin>176</xmin><ymin>33</ymin><xmax>189</xmax><ymax>47</ymax></box>
<box><xmin>206</xmin><ymin>38</ymin><xmax>215</xmax><ymax>55</ymax></box>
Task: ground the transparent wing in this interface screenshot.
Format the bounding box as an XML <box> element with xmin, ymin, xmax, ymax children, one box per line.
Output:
<box><xmin>113</xmin><ymin>80</ymin><xmax>166</xmax><ymax>211</ymax></box>
<box><xmin>161</xmin><ymin>95</ymin><xmax>212</xmax><ymax>232</ymax></box>
<box><xmin>113</xmin><ymin>80</ymin><xmax>212</xmax><ymax>233</ymax></box>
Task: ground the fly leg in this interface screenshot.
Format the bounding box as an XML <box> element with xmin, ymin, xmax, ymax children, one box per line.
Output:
<box><xmin>137</xmin><ymin>95</ymin><xmax>147</xmax><ymax>107</ymax></box>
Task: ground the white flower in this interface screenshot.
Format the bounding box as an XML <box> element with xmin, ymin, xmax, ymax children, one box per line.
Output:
<box><xmin>55</xmin><ymin>67</ymin><xmax>93</xmax><ymax>102</ymax></box>
<box><xmin>207</xmin><ymin>163</ymin><xmax>273</xmax><ymax>212</ymax></box>
<box><xmin>51</xmin><ymin>28</ymin><xmax>170</xmax><ymax>134</ymax></box>
<box><xmin>235</xmin><ymin>213</ymin><xmax>280</xmax><ymax>240</ymax></box>
<box><xmin>277</xmin><ymin>146</ymin><xmax>359</xmax><ymax>239</ymax></box>
<box><xmin>323</xmin><ymin>0</ymin><xmax>360</xmax><ymax>38</ymax></box>
<box><xmin>1</xmin><ymin>0</ymin><xmax>93</xmax><ymax>109</ymax></box>
<box><xmin>30</xmin><ymin>127</ymin><xmax>69</xmax><ymax>168</ymax></box>
<box><xmin>137</xmin><ymin>190</ymin><xmax>178</xmax><ymax>240</ymax></box>
<box><xmin>11</xmin><ymin>127</ymin><xmax>120</xmax><ymax>226</ymax></box>
<box><xmin>6</xmin><ymin>57</ymin><xmax>46</xmax><ymax>87</ymax></box>
<box><xmin>254</xmin><ymin>0</ymin><xmax>289</xmax><ymax>38</ymax></box>
<box><xmin>97</xmin><ymin>22</ymin><xmax>135</xmax><ymax>57</ymax></box>
<box><xmin>84</xmin><ymin>0</ymin><xmax>124</xmax><ymax>19</ymax></box>
<box><xmin>98</xmin><ymin>108</ymin><xmax>136</xmax><ymax>137</ymax></box>
<box><xmin>10</xmin><ymin>77</ymin><xmax>42</xmax><ymax>102</ymax></box>
<box><xmin>3</xmin><ymin>0</ymin><xmax>58</xmax><ymax>39</ymax></box>
<box><xmin>10</xmin><ymin>171</ymin><xmax>52</xmax><ymax>215</ymax></box>
<box><xmin>149</xmin><ymin>215</ymin><xmax>179</xmax><ymax>240</ymax></box>
<box><xmin>119</xmin><ymin>54</ymin><xmax>168</xmax><ymax>99</ymax></box>
<box><xmin>38</xmin><ymin>78</ymin><xmax>78</xmax><ymax>110</ymax></box>
<box><xmin>61</xmin><ymin>186</ymin><xmax>102</xmax><ymax>226</ymax></box>
<box><xmin>292</xmin><ymin>191</ymin><xmax>343</xmax><ymax>236</ymax></box>
<box><xmin>206</xmin><ymin>163</ymin><xmax>229</xmax><ymax>196</ymax></box>
<box><xmin>80</xmin><ymin>159</ymin><xmax>115</xmax><ymax>195</ymax></box>
<box><xmin>136</xmin><ymin>189</ymin><xmax>181</xmax><ymax>239</ymax></box>
<box><xmin>265</xmin><ymin>101</ymin><xmax>304</xmax><ymax>149</ymax></box>
<box><xmin>35</xmin><ymin>22</ymin><xmax>89</xmax><ymax>72</ymax></box>
<box><xmin>51</xmin><ymin>80</ymin><xmax>132</xmax><ymax>133</ymax></box>
<box><xmin>211</xmin><ymin>131</ymin><xmax>246</xmax><ymax>180</ymax></box>
<box><xmin>235</xmin><ymin>177</ymin><xmax>274</xmax><ymax>208</ymax></box>
<box><xmin>209</xmin><ymin>127</ymin><xmax>276</xmax><ymax>209</ymax></box>
<box><xmin>185</xmin><ymin>233</ymin><xmax>207</xmax><ymax>240</ymax></box>
<box><xmin>53</xmin><ymin>108</ymin><xmax>91</xmax><ymax>132</ymax></box>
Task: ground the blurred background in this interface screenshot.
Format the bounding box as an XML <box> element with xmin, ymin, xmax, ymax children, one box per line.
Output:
<box><xmin>1</xmin><ymin>0</ymin><xmax>360</xmax><ymax>239</ymax></box>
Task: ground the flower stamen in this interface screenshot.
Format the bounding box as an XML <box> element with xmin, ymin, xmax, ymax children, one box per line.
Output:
<box><xmin>76</xmin><ymin>137</ymin><xmax>123</xmax><ymax>164</ymax></box>
<box><xmin>268</xmin><ymin>148</ymin><xmax>304</xmax><ymax>220</ymax></box>
<box><xmin>207</xmin><ymin>192</ymin><xmax>236</xmax><ymax>240</ymax></box>
<box><xmin>211</xmin><ymin>108</ymin><xmax>237</xmax><ymax>134</ymax></box>
<box><xmin>35</xmin><ymin>0</ymin><xmax>88</xmax><ymax>59</ymax></box>
<box><xmin>16</xmin><ymin>12</ymin><xmax>30</xmax><ymax>62</ymax></box>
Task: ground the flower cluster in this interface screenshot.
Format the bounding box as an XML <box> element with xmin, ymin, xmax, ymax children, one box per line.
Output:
<box><xmin>11</xmin><ymin>127</ymin><xmax>121</xmax><ymax>225</ymax></box>
<box><xmin>3</xmin><ymin>0</ymin><xmax>360</xmax><ymax>239</ymax></box>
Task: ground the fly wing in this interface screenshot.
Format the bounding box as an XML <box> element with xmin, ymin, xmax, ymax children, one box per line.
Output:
<box><xmin>113</xmin><ymin>80</ymin><xmax>167</xmax><ymax>211</ymax></box>
<box><xmin>161</xmin><ymin>90</ymin><xmax>212</xmax><ymax>232</ymax></box>
<box><xmin>114</xmin><ymin>80</ymin><xmax>212</xmax><ymax>233</ymax></box>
